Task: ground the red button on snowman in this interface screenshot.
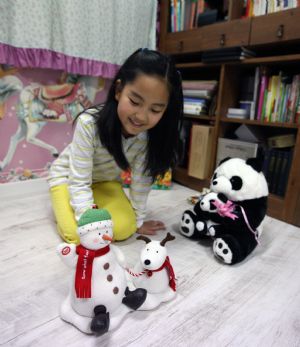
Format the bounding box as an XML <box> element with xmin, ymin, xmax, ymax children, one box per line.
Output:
<box><xmin>57</xmin><ymin>207</ymin><xmax>146</xmax><ymax>335</ymax></box>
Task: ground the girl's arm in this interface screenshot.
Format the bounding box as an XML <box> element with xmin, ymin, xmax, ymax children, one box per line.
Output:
<box><xmin>68</xmin><ymin>113</ymin><xmax>96</xmax><ymax>221</ymax></box>
<box><xmin>129</xmin><ymin>146</ymin><xmax>165</xmax><ymax>235</ymax></box>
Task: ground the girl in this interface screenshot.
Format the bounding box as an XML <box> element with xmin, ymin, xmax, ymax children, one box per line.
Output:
<box><xmin>48</xmin><ymin>48</ymin><xmax>183</xmax><ymax>244</ymax></box>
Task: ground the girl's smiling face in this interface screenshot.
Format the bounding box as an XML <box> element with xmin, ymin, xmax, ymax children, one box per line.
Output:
<box><xmin>115</xmin><ymin>74</ymin><xmax>169</xmax><ymax>136</ymax></box>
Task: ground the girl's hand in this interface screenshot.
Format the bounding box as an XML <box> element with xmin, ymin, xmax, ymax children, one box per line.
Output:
<box><xmin>137</xmin><ymin>220</ymin><xmax>166</xmax><ymax>235</ymax></box>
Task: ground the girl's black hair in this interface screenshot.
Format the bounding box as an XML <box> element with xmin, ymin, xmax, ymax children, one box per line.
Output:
<box><xmin>95</xmin><ymin>48</ymin><xmax>183</xmax><ymax>180</ymax></box>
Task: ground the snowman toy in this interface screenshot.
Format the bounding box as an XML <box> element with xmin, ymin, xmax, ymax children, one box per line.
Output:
<box><xmin>57</xmin><ymin>207</ymin><xmax>147</xmax><ymax>335</ymax></box>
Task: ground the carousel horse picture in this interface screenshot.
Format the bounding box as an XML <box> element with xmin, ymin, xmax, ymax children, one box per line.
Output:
<box><xmin>0</xmin><ymin>70</ymin><xmax>104</xmax><ymax>171</ymax></box>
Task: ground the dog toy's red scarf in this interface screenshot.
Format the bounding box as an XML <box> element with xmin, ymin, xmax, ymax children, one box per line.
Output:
<box><xmin>75</xmin><ymin>245</ymin><xmax>110</xmax><ymax>298</ymax></box>
<box><xmin>145</xmin><ymin>256</ymin><xmax>176</xmax><ymax>291</ymax></box>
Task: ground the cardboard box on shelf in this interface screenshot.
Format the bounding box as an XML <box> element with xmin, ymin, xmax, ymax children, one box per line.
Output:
<box><xmin>188</xmin><ymin>125</ymin><xmax>214</xmax><ymax>180</ymax></box>
<box><xmin>216</xmin><ymin>138</ymin><xmax>259</xmax><ymax>166</ymax></box>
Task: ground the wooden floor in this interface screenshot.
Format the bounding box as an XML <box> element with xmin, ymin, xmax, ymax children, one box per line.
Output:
<box><xmin>1</xmin><ymin>181</ymin><xmax>300</xmax><ymax>347</ymax></box>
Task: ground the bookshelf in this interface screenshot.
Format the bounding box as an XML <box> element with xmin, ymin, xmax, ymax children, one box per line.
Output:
<box><xmin>159</xmin><ymin>1</ymin><xmax>300</xmax><ymax>227</ymax></box>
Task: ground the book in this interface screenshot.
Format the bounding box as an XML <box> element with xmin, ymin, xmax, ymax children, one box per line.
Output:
<box><xmin>271</xmin><ymin>74</ymin><xmax>281</xmax><ymax>122</ymax></box>
<box><xmin>264</xmin><ymin>76</ymin><xmax>277</xmax><ymax>121</ymax></box>
<box><xmin>182</xmin><ymin>80</ymin><xmax>218</xmax><ymax>90</ymax></box>
<box><xmin>262</xmin><ymin>147</ymin><xmax>272</xmax><ymax>178</ymax></box>
<box><xmin>201</xmin><ymin>46</ymin><xmax>256</xmax><ymax>63</ymax></box>
<box><xmin>188</xmin><ymin>124</ymin><xmax>214</xmax><ymax>179</ymax></box>
<box><xmin>184</xmin><ymin>103</ymin><xmax>207</xmax><ymax>115</ymax></box>
<box><xmin>273</xmin><ymin>72</ymin><xmax>283</xmax><ymax>122</ymax></box>
<box><xmin>281</xmin><ymin>84</ymin><xmax>291</xmax><ymax>122</ymax></box>
<box><xmin>257</xmin><ymin>73</ymin><xmax>269</xmax><ymax>120</ymax></box>
<box><xmin>260</xmin><ymin>0</ymin><xmax>267</xmax><ymax>15</ymax></box>
<box><xmin>189</xmin><ymin>0</ymin><xmax>197</xmax><ymax>29</ymax></box>
<box><xmin>240</xmin><ymin>74</ymin><xmax>255</xmax><ymax>101</ymax></box>
<box><xmin>181</xmin><ymin>0</ymin><xmax>185</xmax><ymax>31</ymax></box>
<box><xmin>184</xmin><ymin>0</ymin><xmax>191</xmax><ymax>30</ymax></box>
<box><xmin>270</xmin><ymin>149</ymin><xmax>284</xmax><ymax>194</ymax></box>
<box><xmin>245</xmin><ymin>0</ymin><xmax>253</xmax><ymax>17</ymax></box>
<box><xmin>251</xmin><ymin>67</ymin><xmax>260</xmax><ymax>120</ymax></box>
<box><xmin>287</xmin><ymin>74</ymin><xmax>300</xmax><ymax>123</ymax></box>
<box><xmin>268</xmin><ymin>134</ymin><xmax>296</xmax><ymax>148</ymax></box>
<box><xmin>197</xmin><ymin>0</ymin><xmax>205</xmax><ymax>15</ymax></box>
<box><xmin>170</xmin><ymin>0</ymin><xmax>175</xmax><ymax>32</ymax></box>
<box><xmin>183</xmin><ymin>89</ymin><xmax>212</xmax><ymax>98</ymax></box>
<box><xmin>278</xmin><ymin>83</ymin><xmax>286</xmax><ymax>122</ymax></box>
<box><xmin>261</xmin><ymin>87</ymin><xmax>269</xmax><ymax>121</ymax></box>
<box><xmin>253</xmin><ymin>0</ymin><xmax>261</xmax><ymax>16</ymax></box>
<box><xmin>276</xmin><ymin>149</ymin><xmax>293</xmax><ymax>196</ymax></box>
<box><xmin>184</xmin><ymin>97</ymin><xmax>207</xmax><ymax>104</ymax></box>
<box><xmin>202</xmin><ymin>46</ymin><xmax>256</xmax><ymax>57</ymax></box>
<box><xmin>226</xmin><ymin>108</ymin><xmax>248</xmax><ymax>119</ymax></box>
<box><xmin>265</xmin><ymin>149</ymin><xmax>277</xmax><ymax>190</ymax></box>
<box><xmin>177</xmin><ymin>0</ymin><xmax>181</xmax><ymax>31</ymax></box>
<box><xmin>295</xmin><ymin>87</ymin><xmax>300</xmax><ymax>124</ymax></box>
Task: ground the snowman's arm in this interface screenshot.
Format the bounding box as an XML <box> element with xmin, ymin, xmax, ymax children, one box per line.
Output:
<box><xmin>110</xmin><ymin>244</ymin><xmax>126</xmax><ymax>268</ymax></box>
<box><xmin>56</xmin><ymin>243</ymin><xmax>77</xmax><ymax>268</ymax></box>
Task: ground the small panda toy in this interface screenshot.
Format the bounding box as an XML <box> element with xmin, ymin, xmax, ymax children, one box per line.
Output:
<box><xmin>180</xmin><ymin>157</ymin><xmax>269</xmax><ymax>265</ymax></box>
<box><xmin>181</xmin><ymin>191</ymin><xmax>227</xmax><ymax>238</ymax></box>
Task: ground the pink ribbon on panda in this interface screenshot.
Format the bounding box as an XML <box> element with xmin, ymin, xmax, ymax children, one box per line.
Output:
<box><xmin>212</xmin><ymin>200</ymin><xmax>238</xmax><ymax>220</ymax></box>
<box><xmin>212</xmin><ymin>200</ymin><xmax>260</xmax><ymax>244</ymax></box>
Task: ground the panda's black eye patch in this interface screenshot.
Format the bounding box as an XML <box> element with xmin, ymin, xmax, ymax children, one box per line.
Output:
<box><xmin>230</xmin><ymin>176</ymin><xmax>243</xmax><ymax>190</ymax></box>
<box><xmin>212</xmin><ymin>173</ymin><xmax>217</xmax><ymax>180</ymax></box>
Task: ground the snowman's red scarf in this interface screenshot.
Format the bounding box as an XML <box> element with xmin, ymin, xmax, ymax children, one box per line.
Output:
<box><xmin>145</xmin><ymin>256</ymin><xmax>176</xmax><ymax>292</ymax></box>
<box><xmin>75</xmin><ymin>244</ymin><xmax>110</xmax><ymax>298</ymax></box>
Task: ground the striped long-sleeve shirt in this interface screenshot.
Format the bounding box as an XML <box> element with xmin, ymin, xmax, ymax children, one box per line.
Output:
<box><xmin>47</xmin><ymin>111</ymin><xmax>152</xmax><ymax>227</ymax></box>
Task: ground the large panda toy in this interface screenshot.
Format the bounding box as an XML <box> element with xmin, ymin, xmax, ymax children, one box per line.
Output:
<box><xmin>180</xmin><ymin>157</ymin><xmax>269</xmax><ymax>265</ymax></box>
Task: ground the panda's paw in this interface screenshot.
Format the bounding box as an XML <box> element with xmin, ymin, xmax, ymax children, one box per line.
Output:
<box><xmin>212</xmin><ymin>238</ymin><xmax>233</xmax><ymax>264</ymax></box>
<box><xmin>180</xmin><ymin>211</ymin><xmax>196</xmax><ymax>238</ymax></box>
<box><xmin>195</xmin><ymin>221</ymin><xmax>205</xmax><ymax>232</ymax></box>
<box><xmin>208</xmin><ymin>225</ymin><xmax>216</xmax><ymax>237</ymax></box>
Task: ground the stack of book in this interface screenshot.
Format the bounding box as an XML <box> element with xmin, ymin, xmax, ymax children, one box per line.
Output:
<box><xmin>226</xmin><ymin>108</ymin><xmax>249</xmax><ymax>119</ymax></box>
<box><xmin>245</xmin><ymin>0</ymin><xmax>300</xmax><ymax>17</ymax></box>
<box><xmin>202</xmin><ymin>46</ymin><xmax>256</xmax><ymax>63</ymax></box>
<box><xmin>169</xmin><ymin>0</ymin><xmax>207</xmax><ymax>32</ymax></box>
<box><xmin>262</xmin><ymin>147</ymin><xmax>294</xmax><ymax>197</ymax></box>
<box><xmin>248</xmin><ymin>67</ymin><xmax>300</xmax><ymax>124</ymax></box>
<box><xmin>182</xmin><ymin>80</ymin><xmax>218</xmax><ymax>116</ymax></box>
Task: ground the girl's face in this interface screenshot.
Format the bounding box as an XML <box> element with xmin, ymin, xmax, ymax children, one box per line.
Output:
<box><xmin>115</xmin><ymin>74</ymin><xmax>169</xmax><ymax>137</ymax></box>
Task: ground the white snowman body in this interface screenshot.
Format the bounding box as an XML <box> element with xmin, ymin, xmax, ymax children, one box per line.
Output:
<box><xmin>70</xmin><ymin>245</ymin><xmax>127</xmax><ymax>317</ymax></box>
<box><xmin>57</xmin><ymin>210</ymin><xmax>131</xmax><ymax>333</ymax></box>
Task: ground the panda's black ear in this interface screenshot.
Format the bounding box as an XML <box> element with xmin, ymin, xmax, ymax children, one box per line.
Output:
<box><xmin>219</xmin><ymin>157</ymin><xmax>231</xmax><ymax>166</ymax></box>
<box><xmin>246</xmin><ymin>156</ymin><xmax>264</xmax><ymax>172</ymax></box>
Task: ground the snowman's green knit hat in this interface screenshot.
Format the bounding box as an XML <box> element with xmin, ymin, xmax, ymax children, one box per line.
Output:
<box><xmin>78</xmin><ymin>208</ymin><xmax>111</xmax><ymax>227</ymax></box>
